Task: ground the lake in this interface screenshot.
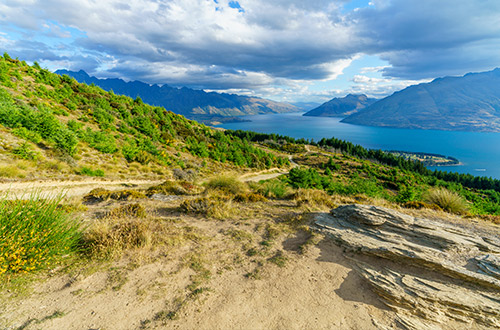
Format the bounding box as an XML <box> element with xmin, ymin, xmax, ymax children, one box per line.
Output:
<box><xmin>218</xmin><ymin>112</ymin><xmax>500</xmax><ymax>179</ymax></box>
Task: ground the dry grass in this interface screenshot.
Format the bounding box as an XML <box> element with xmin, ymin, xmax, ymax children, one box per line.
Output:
<box><xmin>205</xmin><ymin>175</ymin><xmax>247</xmax><ymax>195</ymax></box>
<box><xmin>146</xmin><ymin>180</ymin><xmax>202</xmax><ymax>196</ymax></box>
<box><xmin>106</xmin><ymin>203</ymin><xmax>146</xmax><ymax>218</ymax></box>
<box><xmin>179</xmin><ymin>194</ymin><xmax>235</xmax><ymax>220</ymax></box>
<box><xmin>82</xmin><ymin>188</ymin><xmax>146</xmax><ymax>204</ymax></box>
<box><xmin>234</xmin><ymin>192</ymin><xmax>268</xmax><ymax>203</ymax></box>
<box><xmin>293</xmin><ymin>188</ymin><xmax>337</xmax><ymax>211</ymax></box>
<box><xmin>424</xmin><ymin>187</ymin><xmax>469</xmax><ymax>214</ymax></box>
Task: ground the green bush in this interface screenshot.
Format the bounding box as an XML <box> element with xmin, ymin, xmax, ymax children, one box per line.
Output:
<box><xmin>12</xmin><ymin>142</ymin><xmax>39</xmax><ymax>160</ymax></box>
<box><xmin>77</xmin><ymin>167</ymin><xmax>105</xmax><ymax>177</ymax></box>
<box><xmin>11</xmin><ymin>127</ymin><xmax>42</xmax><ymax>144</ymax></box>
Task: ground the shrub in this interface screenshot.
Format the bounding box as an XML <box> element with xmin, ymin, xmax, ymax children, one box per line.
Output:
<box><xmin>424</xmin><ymin>187</ymin><xmax>469</xmax><ymax>214</ymax></box>
<box><xmin>77</xmin><ymin>166</ymin><xmax>105</xmax><ymax>177</ymax></box>
<box><xmin>0</xmin><ymin>194</ymin><xmax>82</xmax><ymax>275</ymax></box>
<box><xmin>205</xmin><ymin>175</ymin><xmax>247</xmax><ymax>195</ymax></box>
<box><xmin>11</xmin><ymin>127</ymin><xmax>42</xmax><ymax>144</ymax></box>
<box><xmin>12</xmin><ymin>142</ymin><xmax>39</xmax><ymax>160</ymax></box>
<box><xmin>173</xmin><ymin>168</ymin><xmax>197</xmax><ymax>181</ymax></box>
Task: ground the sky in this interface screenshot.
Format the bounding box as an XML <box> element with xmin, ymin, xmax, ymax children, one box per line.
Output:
<box><xmin>0</xmin><ymin>0</ymin><xmax>499</xmax><ymax>104</ymax></box>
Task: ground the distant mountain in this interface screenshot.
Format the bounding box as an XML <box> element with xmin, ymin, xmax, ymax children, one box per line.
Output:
<box><xmin>291</xmin><ymin>101</ymin><xmax>322</xmax><ymax>111</ymax></box>
<box><xmin>55</xmin><ymin>70</ymin><xmax>298</xmax><ymax>121</ymax></box>
<box><xmin>342</xmin><ymin>68</ymin><xmax>500</xmax><ymax>132</ymax></box>
<box><xmin>303</xmin><ymin>94</ymin><xmax>377</xmax><ymax>117</ymax></box>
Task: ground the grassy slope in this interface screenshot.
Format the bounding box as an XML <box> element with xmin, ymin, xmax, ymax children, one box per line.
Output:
<box><xmin>0</xmin><ymin>54</ymin><xmax>288</xmax><ymax>181</ymax></box>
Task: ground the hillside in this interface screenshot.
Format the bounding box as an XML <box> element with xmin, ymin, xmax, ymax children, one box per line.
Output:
<box><xmin>303</xmin><ymin>94</ymin><xmax>377</xmax><ymax>117</ymax></box>
<box><xmin>56</xmin><ymin>69</ymin><xmax>298</xmax><ymax>123</ymax></box>
<box><xmin>1</xmin><ymin>54</ymin><xmax>500</xmax><ymax>330</ymax></box>
<box><xmin>342</xmin><ymin>68</ymin><xmax>500</xmax><ymax>132</ymax></box>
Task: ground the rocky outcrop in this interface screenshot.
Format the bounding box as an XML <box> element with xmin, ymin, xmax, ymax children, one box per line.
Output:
<box><xmin>314</xmin><ymin>204</ymin><xmax>500</xmax><ymax>329</ymax></box>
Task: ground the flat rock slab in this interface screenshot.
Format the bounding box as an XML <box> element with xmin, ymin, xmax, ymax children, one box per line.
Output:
<box><xmin>314</xmin><ymin>204</ymin><xmax>500</xmax><ymax>329</ymax></box>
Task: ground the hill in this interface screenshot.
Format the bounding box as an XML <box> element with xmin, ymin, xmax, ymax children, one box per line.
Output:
<box><xmin>1</xmin><ymin>54</ymin><xmax>500</xmax><ymax>330</ymax></box>
<box><xmin>303</xmin><ymin>94</ymin><xmax>377</xmax><ymax>117</ymax></box>
<box><xmin>55</xmin><ymin>69</ymin><xmax>298</xmax><ymax>123</ymax></box>
<box><xmin>342</xmin><ymin>68</ymin><xmax>500</xmax><ymax>132</ymax></box>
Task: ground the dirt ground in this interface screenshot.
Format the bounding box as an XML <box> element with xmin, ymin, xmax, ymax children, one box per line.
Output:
<box><xmin>0</xmin><ymin>182</ymin><xmax>398</xmax><ymax>330</ymax></box>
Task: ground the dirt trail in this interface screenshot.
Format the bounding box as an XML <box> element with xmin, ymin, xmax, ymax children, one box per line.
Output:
<box><xmin>240</xmin><ymin>154</ymin><xmax>299</xmax><ymax>182</ymax></box>
<box><xmin>0</xmin><ymin>179</ymin><xmax>163</xmax><ymax>199</ymax></box>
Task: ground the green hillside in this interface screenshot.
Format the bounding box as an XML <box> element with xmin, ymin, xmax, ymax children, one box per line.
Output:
<box><xmin>0</xmin><ymin>53</ymin><xmax>289</xmax><ymax>180</ymax></box>
<box><xmin>1</xmin><ymin>52</ymin><xmax>500</xmax><ymax>219</ymax></box>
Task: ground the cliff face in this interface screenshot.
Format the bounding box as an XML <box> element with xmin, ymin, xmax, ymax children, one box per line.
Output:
<box><xmin>303</xmin><ymin>94</ymin><xmax>377</xmax><ymax>117</ymax></box>
<box><xmin>342</xmin><ymin>68</ymin><xmax>500</xmax><ymax>132</ymax></box>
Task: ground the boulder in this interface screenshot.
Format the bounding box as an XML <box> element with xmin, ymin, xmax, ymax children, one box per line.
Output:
<box><xmin>314</xmin><ymin>204</ymin><xmax>500</xmax><ymax>329</ymax></box>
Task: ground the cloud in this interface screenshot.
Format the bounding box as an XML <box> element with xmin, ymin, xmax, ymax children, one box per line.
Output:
<box><xmin>353</xmin><ymin>0</ymin><xmax>500</xmax><ymax>78</ymax></box>
<box><xmin>0</xmin><ymin>0</ymin><xmax>499</xmax><ymax>101</ymax></box>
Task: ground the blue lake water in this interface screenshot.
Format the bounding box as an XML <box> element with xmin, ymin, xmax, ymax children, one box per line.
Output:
<box><xmin>218</xmin><ymin>112</ymin><xmax>500</xmax><ymax>179</ymax></box>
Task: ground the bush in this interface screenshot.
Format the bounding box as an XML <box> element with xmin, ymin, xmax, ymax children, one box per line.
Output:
<box><xmin>12</xmin><ymin>142</ymin><xmax>39</xmax><ymax>160</ymax></box>
<box><xmin>0</xmin><ymin>194</ymin><xmax>82</xmax><ymax>275</ymax></box>
<box><xmin>11</xmin><ymin>127</ymin><xmax>42</xmax><ymax>144</ymax></box>
<box><xmin>424</xmin><ymin>187</ymin><xmax>469</xmax><ymax>214</ymax></box>
<box><xmin>77</xmin><ymin>166</ymin><xmax>105</xmax><ymax>177</ymax></box>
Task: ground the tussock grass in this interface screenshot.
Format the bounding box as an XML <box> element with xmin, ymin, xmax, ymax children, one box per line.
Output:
<box><xmin>0</xmin><ymin>164</ymin><xmax>22</xmax><ymax>178</ymax></box>
<box><xmin>234</xmin><ymin>192</ymin><xmax>268</xmax><ymax>203</ymax></box>
<box><xmin>293</xmin><ymin>188</ymin><xmax>337</xmax><ymax>211</ymax></box>
<box><xmin>0</xmin><ymin>193</ymin><xmax>82</xmax><ymax>275</ymax></box>
<box><xmin>205</xmin><ymin>175</ymin><xmax>247</xmax><ymax>195</ymax></box>
<box><xmin>82</xmin><ymin>217</ymin><xmax>151</xmax><ymax>259</ymax></box>
<box><xmin>146</xmin><ymin>180</ymin><xmax>202</xmax><ymax>196</ymax></box>
<box><xmin>424</xmin><ymin>187</ymin><xmax>469</xmax><ymax>214</ymax></box>
<box><xmin>106</xmin><ymin>203</ymin><xmax>146</xmax><ymax>218</ymax></box>
<box><xmin>250</xmin><ymin>179</ymin><xmax>292</xmax><ymax>199</ymax></box>
<box><xmin>83</xmin><ymin>188</ymin><xmax>146</xmax><ymax>204</ymax></box>
<box><xmin>179</xmin><ymin>194</ymin><xmax>235</xmax><ymax>220</ymax></box>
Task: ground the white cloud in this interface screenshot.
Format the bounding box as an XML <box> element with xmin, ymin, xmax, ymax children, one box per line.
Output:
<box><xmin>0</xmin><ymin>0</ymin><xmax>499</xmax><ymax>102</ymax></box>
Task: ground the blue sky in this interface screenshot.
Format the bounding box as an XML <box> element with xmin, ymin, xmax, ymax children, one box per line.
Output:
<box><xmin>0</xmin><ymin>0</ymin><xmax>499</xmax><ymax>103</ymax></box>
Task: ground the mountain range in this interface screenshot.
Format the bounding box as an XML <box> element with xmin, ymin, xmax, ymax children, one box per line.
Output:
<box><xmin>55</xmin><ymin>70</ymin><xmax>298</xmax><ymax>123</ymax></box>
<box><xmin>342</xmin><ymin>68</ymin><xmax>500</xmax><ymax>132</ymax></box>
<box><xmin>303</xmin><ymin>94</ymin><xmax>377</xmax><ymax>117</ymax></box>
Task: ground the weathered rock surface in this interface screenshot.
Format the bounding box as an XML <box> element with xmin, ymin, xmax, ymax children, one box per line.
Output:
<box><xmin>314</xmin><ymin>204</ymin><xmax>500</xmax><ymax>329</ymax></box>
